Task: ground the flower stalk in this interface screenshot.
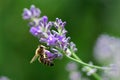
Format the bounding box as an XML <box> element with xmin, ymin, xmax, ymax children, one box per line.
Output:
<box><xmin>22</xmin><ymin>5</ymin><xmax>108</xmax><ymax>80</ymax></box>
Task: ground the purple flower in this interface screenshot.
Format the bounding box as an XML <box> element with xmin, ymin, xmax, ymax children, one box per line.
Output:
<box><xmin>30</xmin><ymin>5</ymin><xmax>41</xmax><ymax>17</ymax></box>
<box><xmin>30</xmin><ymin>26</ymin><xmax>40</xmax><ymax>36</ymax></box>
<box><xmin>0</xmin><ymin>76</ymin><xmax>10</xmax><ymax>80</ymax></box>
<box><xmin>22</xmin><ymin>5</ymin><xmax>41</xmax><ymax>20</ymax></box>
<box><xmin>94</xmin><ymin>34</ymin><xmax>120</xmax><ymax>79</ymax></box>
<box><xmin>42</xmin><ymin>34</ymin><xmax>58</xmax><ymax>46</ymax></box>
<box><xmin>70</xmin><ymin>42</ymin><xmax>78</xmax><ymax>52</ymax></box>
<box><xmin>22</xmin><ymin>5</ymin><xmax>77</xmax><ymax>58</ymax></box>
<box><xmin>45</xmin><ymin>50</ymin><xmax>62</xmax><ymax>60</ymax></box>
<box><xmin>22</xmin><ymin>8</ymin><xmax>32</xmax><ymax>19</ymax></box>
<box><xmin>66</xmin><ymin>62</ymin><xmax>78</xmax><ymax>71</ymax></box>
<box><xmin>54</xmin><ymin>18</ymin><xmax>66</xmax><ymax>29</ymax></box>
<box><xmin>41</xmin><ymin>16</ymin><xmax>48</xmax><ymax>27</ymax></box>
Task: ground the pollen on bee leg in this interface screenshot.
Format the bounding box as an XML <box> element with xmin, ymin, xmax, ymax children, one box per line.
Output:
<box><xmin>30</xmin><ymin>54</ymin><xmax>39</xmax><ymax>63</ymax></box>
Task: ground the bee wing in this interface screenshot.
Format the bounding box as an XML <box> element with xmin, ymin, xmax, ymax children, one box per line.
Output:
<box><xmin>30</xmin><ymin>54</ymin><xmax>39</xmax><ymax>63</ymax></box>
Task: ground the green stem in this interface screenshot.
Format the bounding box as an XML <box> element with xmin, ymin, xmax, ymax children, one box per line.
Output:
<box><xmin>56</xmin><ymin>47</ymin><xmax>102</xmax><ymax>80</ymax></box>
<box><xmin>66</xmin><ymin>56</ymin><xmax>103</xmax><ymax>70</ymax></box>
<box><xmin>66</xmin><ymin>56</ymin><xmax>102</xmax><ymax>80</ymax></box>
<box><xmin>72</xmin><ymin>52</ymin><xmax>81</xmax><ymax>60</ymax></box>
<box><xmin>92</xmin><ymin>73</ymin><xmax>102</xmax><ymax>80</ymax></box>
<box><xmin>56</xmin><ymin>47</ymin><xmax>104</xmax><ymax>69</ymax></box>
<box><xmin>72</xmin><ymin>53</ymin><xmax>104</xmax><ymax>70</ymax></box>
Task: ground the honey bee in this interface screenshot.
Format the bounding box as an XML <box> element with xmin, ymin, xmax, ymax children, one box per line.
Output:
<box><xmin>38</xmin><ymin>56</ymin><xmax>54</xmax><ymax>66</ymax></box>
<box><xmin>30</xmin><ymin>45</ymin><xmax>54</xmax><ymax>66</ymax></box>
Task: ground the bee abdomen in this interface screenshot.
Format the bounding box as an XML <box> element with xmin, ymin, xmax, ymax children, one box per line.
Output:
<box><xmin>38</xmin><ymin>57</ymin><xmax>54</xmax><ymax>66</ymax></box>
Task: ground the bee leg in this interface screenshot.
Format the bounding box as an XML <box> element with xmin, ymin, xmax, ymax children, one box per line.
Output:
<box><xmin>50</xmin><ymin>62</ymin><xmax>54</xmax><ymax>66</ymax></box>
<box><xmin>49</xmin><ymin>60</ymin><xmax>54</xmax><ymax>66</ymax></box>
<box><xmin>38</xmin><ymin>57</ymin><xmax>42</xmax><ymax>63</ymax></box>
<box><xmin>30</xmin><ymin>54</ymin><xmax>39</xmax><ymax>63</ymax></box>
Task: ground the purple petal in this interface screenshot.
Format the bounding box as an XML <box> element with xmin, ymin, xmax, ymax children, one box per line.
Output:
<box><xmin>42</xmin><ymin>16</ymin><xmax>48</xmax><ymax>27</ymax></box>
<box><xmin>42</xmin><ymin>16</ymin><xmax>48</xmax><ymax>23</ymax></box>
<box><xmin>46</xmin><ymin>35</ymin><xmax>58</xmax><ymax>46</ymax></box>
<box><xmin>29</xmin><ymin>27</ymin><xmax>40</xmax><ymax>36</ymax></box>
<box><xmin>45</xmin><ymin>50</ymin><xmax>54</xmax><ymax>57</ymax></box>
<box><xmin>30</xmin><ymin>5</ymin><xmax>41</xmax><ymax>17</ymax></box>
<box><xmin>22</xmin><ymin>8</ymin><xmax>32</xmax><ymax>19</ymax></box>
<box><xmin>45</xmin><ymin>50</ymin><xmax>63</xmax><ymax>60</ymax></box>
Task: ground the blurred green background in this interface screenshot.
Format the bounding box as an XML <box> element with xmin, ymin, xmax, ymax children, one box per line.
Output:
<box><xmin>0</xmin><ymin>0</ymin><xmax>120</xmax><ymax>80</ymax></box>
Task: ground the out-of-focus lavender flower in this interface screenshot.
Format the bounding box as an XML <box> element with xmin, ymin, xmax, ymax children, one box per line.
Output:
<box><xmin>66</xmin><ymin>62</ymin><xmax>81</xmax><ymax>80</ymax></box>
<box><xmin>66</xmin><ymin>62</ymin><xmax>78</xmax><ymax>72</ymax></box>
<box><xmin>100</xmin><ymin>64</ymin><xmax>120</xmax><ymax>80</ymax></box>
<box><xmin>94</xmin><ymin>34</ymin><xmax>120</xmax><ymax>80</ymax></box>
<box><xmin>82</xmin><ymin>66</ymin><xmax>97</xmax><ymax>76</ymax></box>
<box><xmin>69</xmin><ymin>71</ymin><xmax>81</xmax><ymax>80</ymax></box>
<box><xmin>82</xmin><ymin>62</ymin><xmax>97</xmax><ymax>76</ymax></box>
<box><xmin>94</xmin><ymin>34</ymin><xmax>120</xmax><ymax>63</ymax></box>
<box><xmin>66</xmin><ymin>62</ymin><xmax>89</xmax><ymax>80</ymax></box>
<box><xmin>22</xmin><ymin>5</ymin><xmax>77</xmax><ymax>58</ymax></box>
<box><xmin>108</xmin><ymin>64</ymin><xmax>119</xmax><ymax>77</ymax></box>
<box><xmin>0</xmin><ymin>76</ymin><xmax>10</xmax><ymax>80</ymax></box>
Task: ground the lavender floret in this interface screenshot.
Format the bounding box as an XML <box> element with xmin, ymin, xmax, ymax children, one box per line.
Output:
<box><xmin>22</xmin><ymin>5</ymin><xmax>41</xmax><ymax>20</ymax></box>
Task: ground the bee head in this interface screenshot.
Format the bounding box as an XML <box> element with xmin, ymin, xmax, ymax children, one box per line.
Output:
<box><xmin>38</xmin><ymin>45</ymin><xmax>46</xmax><ymax>49</ymax></box>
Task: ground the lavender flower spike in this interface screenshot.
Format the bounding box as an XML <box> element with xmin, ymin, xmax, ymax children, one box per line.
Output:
<box><xmin>22</xmin><ymin>5</ymin><xmax>78</xmax><ymax>58</ymax></box>
<box><xmin>22</xmin><ymin>5</ymin><xmax>78</xmax><ymax>59</ymax></box>
<box><xmin>22</xmin><ymin>5</ymin><xmax>41</xmax><ymax>20</ymax></box>
<box><xmin>22</xmin><ymin>5</ymin><xmax>108</xmax><ymax>80</ymax></box>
